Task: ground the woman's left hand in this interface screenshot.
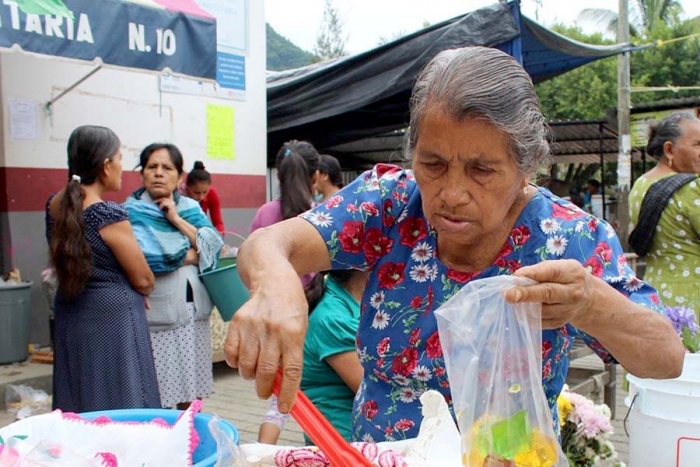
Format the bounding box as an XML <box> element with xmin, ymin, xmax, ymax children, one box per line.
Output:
<box><xmin>505</xmin><ymin>259</ymin><xmax>597</xmax><ymax>329</ymax></box>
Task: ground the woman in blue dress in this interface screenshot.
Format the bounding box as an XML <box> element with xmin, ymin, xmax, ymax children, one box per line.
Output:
<box><xmin>46</xmin><ymin>125</ymin><xmax>160</xmax><ymax>412</ymax></box>
<box><xmin>224</xmin><ymin>47</ymin><xmax>685</xmax><ymax>443</ymax></box>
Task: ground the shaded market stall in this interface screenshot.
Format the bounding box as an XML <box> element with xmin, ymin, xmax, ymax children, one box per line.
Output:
<box><xmin>266</xmin><ymin>0</ymin><xmax>644</xmax><ymax>165</ymax></box>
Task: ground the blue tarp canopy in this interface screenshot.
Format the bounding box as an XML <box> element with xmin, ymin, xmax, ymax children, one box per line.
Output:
<box><xmin>266</xmin><ymin>1</ymin><xmax>639</xmax><ymax>164</ymax></box>
<box><xmin>0</xmin><ymin>0</ymin><xmax>217</xmax><ymax>80</ymax></box>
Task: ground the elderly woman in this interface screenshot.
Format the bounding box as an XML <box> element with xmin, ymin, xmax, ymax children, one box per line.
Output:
<box><xmin>225</xmin><ymin>47</ymin><xmax>684</xmax><ymax>442</ymax></box>
<box><xmin>125</xmin><ymin>143</ymin><xmax>223</xmax><ymax>409</ymax></box>
<box><xmin>629</xmin><ymin>112</ymin><xmax>700</xmax><ymax>317</ymax></box>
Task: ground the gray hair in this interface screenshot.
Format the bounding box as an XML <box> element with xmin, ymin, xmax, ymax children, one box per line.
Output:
<box><xmin>646</xmin><ymin>112</ymin><xmax>700</xmax><ymax>159</ymax></box>
<box><xmin>405</xmin><ymin>46</ymin><xmax>550</xmax><ymax>175</ymax></box>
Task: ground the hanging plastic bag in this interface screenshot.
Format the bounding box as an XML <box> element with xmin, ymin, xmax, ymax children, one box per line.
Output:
<box><xmin>435</xmin><ymin>275</ymin><xmax>567</xmax><ymax>467</ymax></box>
<box><xmin>208</xmin><ymin>415</ymin><xmax>251</xmax><ymax>467</ymax></box>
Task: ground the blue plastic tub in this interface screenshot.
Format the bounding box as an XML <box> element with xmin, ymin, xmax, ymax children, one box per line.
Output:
<box><xmin>80</xmin><ymin>409</ymin><xmax>239</xmax><ymax>466</ymax></box>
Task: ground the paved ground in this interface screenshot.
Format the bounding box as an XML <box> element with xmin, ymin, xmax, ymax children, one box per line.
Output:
<box><xmin>0</xmin><ymin>361</ymin><xmax>630</xmax><ymax>463</ymax></box>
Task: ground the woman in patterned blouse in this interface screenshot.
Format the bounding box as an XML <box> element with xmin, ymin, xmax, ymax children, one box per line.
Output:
<box><xmin>224</xmin><ymin>46</ymin><xmax>684</xmax><ymax>442</ymax></box>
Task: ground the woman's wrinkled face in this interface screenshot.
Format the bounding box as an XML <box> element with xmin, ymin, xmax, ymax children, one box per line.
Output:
<box><xmin>186</xmin><ymin>180</ymin><xmax>210</xmax><ymax>202</ymax></box>
<box><xmin>412</xmin><ymin>110</ymin><xmax>529</xmax><ymax>249</ymax></box>
<box><xmin>142</xmin><ymin>148</ymin><xmax>180</xmax><ymax>199</ymax></box>
<box><xmin>668</xmin><ymin>119</ymin><xmax>700</xmax><ymax>174</ymax></box>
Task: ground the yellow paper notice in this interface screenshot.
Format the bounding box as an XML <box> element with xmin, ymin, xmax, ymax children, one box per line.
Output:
<box><xmin>206</xmin><ymin>104</ymin><xmax>234</xmax><ymax>159</ymax></box>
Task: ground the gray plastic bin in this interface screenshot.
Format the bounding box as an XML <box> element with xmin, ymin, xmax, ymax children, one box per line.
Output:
<box><xmin>0</xmin><ymin>281</ymin><xmax>33</xmax><ymax>364</ymax></box>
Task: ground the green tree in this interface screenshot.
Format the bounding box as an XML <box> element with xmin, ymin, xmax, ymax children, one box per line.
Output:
<box><xmin>535</xmin><ymin>25</ymin><xmax>618</xmax><ymax>121</ymax></box>
<box><xmin>313</xmin><ymin>0</ymin><xmax>348</xmax><ymax>61</ymax></box>
<box><xmin>535</xmin><ymin>20</ymin><xmax>700</xmax><ymax>192</ymax></box>
<box><xmin>630</xmin><ymin>19</ymin><xmax>700</xmax><ymax>104</ymax></box>
<box><xmin>266</xmin><ymin>23</ymin><xmax>316</xmax><ymax>71</ymax></box>
<box><xmin>577</xmin><ymin>0</ymin><xmax>685</xmax><ymax>38</ymax></box>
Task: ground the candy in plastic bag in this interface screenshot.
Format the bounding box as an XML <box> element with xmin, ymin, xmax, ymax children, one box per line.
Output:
<box><xmin>435</xmin><ymin>276</ymin><xmax>567</xmax><ymax>467</ymax></box>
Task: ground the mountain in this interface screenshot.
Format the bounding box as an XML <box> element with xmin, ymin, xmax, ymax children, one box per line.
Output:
<box><xmin>267</xmin><ymin>23</ymin><xmax>316</xmax><ymax>71</ymax></box>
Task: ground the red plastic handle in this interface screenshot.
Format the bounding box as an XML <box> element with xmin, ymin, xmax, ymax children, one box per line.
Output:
<box><xmin>273</xmin><ymin>370</ymin><xmax>373</xmax><ymax>467</ymax></box>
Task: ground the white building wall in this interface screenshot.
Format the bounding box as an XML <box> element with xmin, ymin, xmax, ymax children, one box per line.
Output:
<box><xmin>1</xmin><ymin>0</ymin><xmax>266</xmax><ymax>175</ymax></box>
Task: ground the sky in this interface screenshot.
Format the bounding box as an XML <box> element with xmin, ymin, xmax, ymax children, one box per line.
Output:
<box><xmin>264</xmin><ymin>0</ymin><xmax>700</xmax><ymax>55</ymax></box>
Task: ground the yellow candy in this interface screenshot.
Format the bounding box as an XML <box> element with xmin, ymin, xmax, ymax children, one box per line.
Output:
<box><xmin>509</xmin><ymin>383</ymin><xmax>522</xmax><ymax>394</ymax></box>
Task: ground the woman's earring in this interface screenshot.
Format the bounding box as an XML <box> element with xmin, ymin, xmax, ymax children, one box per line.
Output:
<box><xmin>668</xmin><ymin>158</ymin><xmax>673</xmax><ymax>169</ymax></box>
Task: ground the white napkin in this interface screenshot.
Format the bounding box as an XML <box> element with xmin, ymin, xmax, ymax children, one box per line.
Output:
<box><xmin>0</xmin><ymin>404</ymin><xmax>199</xmax><ymax>466</ymax></box>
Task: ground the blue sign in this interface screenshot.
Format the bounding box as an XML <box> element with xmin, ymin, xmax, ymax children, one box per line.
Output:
<box><xmin>216</xmin><ymin>52</ymin><xmax>245</xmax><ymax>90</ymax></box>
<box><xmin>0</xmin><ymin>0</ymin><xmax>217</xmax><ymax>79</ymax></box>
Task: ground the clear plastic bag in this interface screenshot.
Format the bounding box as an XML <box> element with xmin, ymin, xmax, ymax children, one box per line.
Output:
<box><xmin>435</xmin><ymin>276</ymin><xmax>567</xmax><ymax>467</ymax></box>
<box><xmin>5</xmin><ymin>385</ymin><xmax>51</xmax><ymax>420</ymax></box>
<box><xmin>208</xmin><ymin>415</ymin><xmax>251</xmax><ymax>467</ymax></box>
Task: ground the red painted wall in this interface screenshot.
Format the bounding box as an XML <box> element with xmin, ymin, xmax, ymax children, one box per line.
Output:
<box><xmin>0</xmin><ymin>167</ymin><xmax>266</xmax><ymax>212</ymax></box>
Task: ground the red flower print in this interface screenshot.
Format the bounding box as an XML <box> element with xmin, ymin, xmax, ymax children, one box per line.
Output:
<box><xmin>434</xmin><ymin>367</ymin><xmax>445</xmax><ymax>377</ymax></box>
<box><xmin>446</xmin><ymin>269</ymin><xmax>479</xmax><ymax>283</ymax></box>
<box><xmin>363</xmin><ymin>228</ymin><xmax>394</xmax><ymax>263</ymax></box>
<box><xmin>408</xmin><ymin>328</ymin><xmax>420</xmax><ymax>345</ymax></box>
<box><xmin>510</xmin><ymin>225</ymin><xmax>531</xmax><ymax>246</ymax></box>
<box><xmin>543</xmin><ymin>359</ymin><xmax>552</xmax><ymax>379</ymax></box>
<box><xmin>377</xmin><ymin>358</ymin><xmax>385</xmax><ymax>367</ymax></box>
<box><xmin>651</xmin><ymin>294</ymin><xmax>660</xmax><ymax>305</ymax></box>
<box><xmin>377</xmin><ymin>337</ymin><xmax>390</xmax><ymax>357</ymax></box>
<box><xmin>397</xmin><ymin>180</ymin><xmax>407</xmax><ymax>189</ymax></box>
<box><xmin>594</xmin><ymin>242</ymin><xmax>613</xmax><ymax>263</ymax></box>
<box><xmin>542</xmin><ymin>341</ymin><xmax>552</xmax><ymax>359</ymax></box>
<box><xmin>325</xmin><ymin>196</ymin><xmax>342</xmax><ymax>209</ymax></box>
<box><xmin>347</xmin><ymin>204</ymin><xmax>358</xmax><ymax>213</ymax></box>
<box><xmin>362</xmin><ymin>400</ymin><xmax>378</xmax><ymax>420</ymax></box>
<box><xmin>439</xmin><ymin>380</ymin><xmax>449</xmax><ymax>388</ymax></box>
<box><xmin>443</xmin><ymin>394</ymin><xmax>452</xmax><ymax>404</ymax></box>
<box><xmin>551</xmin><ymin>203</ymin><xmax>585</xmax><ymax>220</ymax></box>
<box><xmin>426</xmin><ymin>332</ymin><xmax>442</xmax><ymax>358</ymax></box>
<box><xmin>383</xmin><ymin>199</ymin><xmax>395</xmax><ymax>227</ymax></box>
<box><xmin>397</xmin><ymin>217</ymin><xmax>427</xmax><ymax>247</ymax></box>
<box><xmin>338</xmin><ymin>221</ymin><xmax>365</xmax><ymax>253</ymax></box>
<box><xmin>505</xmin><ymin>260</ymin><xmax>520</xmax><ymax>273</ymax></box>
<box><xmin>496</xmin><ymin>243</ymin><xmax>513</xmax><ymax>262</ymax></box>
<box><xmin>391</xmin><ymin>347</ymin><xmax>418</xmax><ymax>376</ymax></box>
<box><xmin>395</xmin><ymin>419</ymin><xmax>415</xmax><ymax>432</ymax></box>
<box><xmin>410</xmin><ymin>296</ymin><xmax>423</xmax><ymax>309</ymax></box>
<box><xmin>384</xmin><ymin>426</ymin><xmax>394</xmax><ymax>436</ymax></box>
<box><xmin>588</xmin><ymin>218</ymin><xmax>598</xmax><ymax>231</ymax></box>
<box><xmin>360</xmin><ymin>201</ymin><xmax>379</xmax><ymax>216</ymax></box>
<box><xmin>377</xmin><ymin>262</ymin><xmax>406</xmax><ymax>289</ymax></box>
<box><xmin>426</xmin><ymin>286</ymin><xmax>434</xmax><ymax>311</ymax></box>
<box><xmin>583</xmin><ymin>256</ymin><xmax>604</xmax><ymax>277</ymax></box>
<box><xmin>374</xmin><ymin>163</ymin><xmax>401</xmax><ymax>178</ymax></box>
<box><xmin>373</xmin><ymin>368</ymin><xmax>391</xmax><ymax>383</ymax></box>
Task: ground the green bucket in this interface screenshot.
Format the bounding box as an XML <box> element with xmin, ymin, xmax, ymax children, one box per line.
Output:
<box><xmin>199</xmin><ymin>261</ymin><xmax>249</xmax><ymax>322</ymax></box>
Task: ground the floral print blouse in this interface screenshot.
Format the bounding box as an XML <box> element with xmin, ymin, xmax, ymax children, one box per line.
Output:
<box><xmin>300</xmin><ymin>164</ymin><xmax>662</xmax><ymax>443</ymax></box>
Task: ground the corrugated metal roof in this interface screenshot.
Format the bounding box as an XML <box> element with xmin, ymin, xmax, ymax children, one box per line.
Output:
<box><xmin>325</xmin><ymin>120</ymin><xmax>641</xmax><ymax>169</ymax></box>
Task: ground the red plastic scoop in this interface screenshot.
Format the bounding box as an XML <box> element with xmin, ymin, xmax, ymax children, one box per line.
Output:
<box><xmin>272</xmin><ymin>370</ymin><xmax>373</xmax><ymax>467</ymax></box>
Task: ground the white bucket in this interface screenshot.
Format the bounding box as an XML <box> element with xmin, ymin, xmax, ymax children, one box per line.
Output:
<box><xmin>625</xmin><ymin>354</ymin><xmax>700</xmax><ymax>466</ymax></box>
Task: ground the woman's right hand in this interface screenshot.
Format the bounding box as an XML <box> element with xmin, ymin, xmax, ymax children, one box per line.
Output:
<box><xmin>184</xmin><ymin>247</ymin><xmax>198</xmax><ymax>266</ymax></box>
<box><xmin>224</xmin><ymin>265</ymin><xmax>309</xmax><ymax>414</ymax></box>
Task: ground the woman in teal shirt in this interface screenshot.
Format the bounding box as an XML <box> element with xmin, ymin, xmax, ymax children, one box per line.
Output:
<box><xmin>302</xmin><ymin>269</ymin><xmax>367</xmax><ymax>442</ymax></box>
